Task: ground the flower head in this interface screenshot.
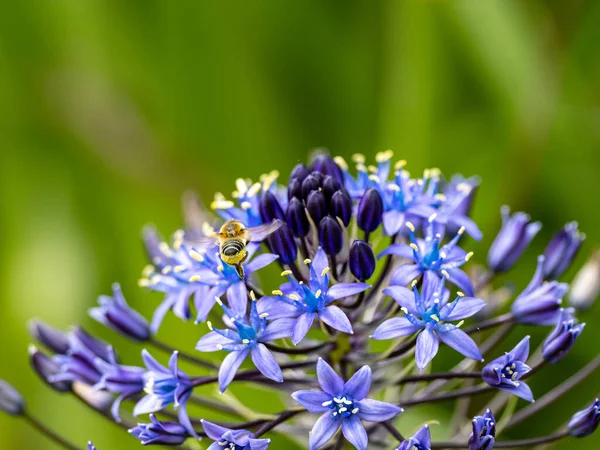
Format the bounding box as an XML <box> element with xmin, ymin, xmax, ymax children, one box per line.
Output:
<box><xmin>543</xmin><ymin>222</ymin><xmax>585</xmax><ymax>279</ymax></box>
<box><xmin>396</xmin><ymin>424</ymin><xmax>431</xmax><ymax>450</ymax></box>
<box><xmin>468</xmin><ymin>409</ymin><xmax>496</xmax><ymax>450</ymax></box>
<box><xmin>487</xmin><ymin>206</ymin><xmax>541</xmax><ymax>272</ymax></box>
<box><xmin>381</xmin><ymin>219</ymin><xmax>475</xmax><ymax>295</ymax></box>
<box><xmin>292</xmin><ymin>358</ymin><xmax>402</xmax><ymax>450</ymax></box>
<box><xmin>482</xmin><ymin>336</ymin><xmax>534</xmax><ymax>402</ymax></box>
<box><xmin>28</xmin><ymin>346</ymin><xmax>72</xmax><ymax>392</ymax></box>
<box><xmin>129</xmin><ymin>414</ymin><xmax>188</xmax><ymax>446</ymax></box>
<box><xmin>196</xmin><ymin>295</ymin><xmax>294</xmax><ymax>391</ymax></box>
<box><xmin>89</xmin><ymin>283</ymin><xmax>150</xmax><ymax>341</ymax></box>
<box><xmin>201</xmin><ymin>420</ymin><xmax>270</xmax><ymax>450</ymax></box>
<box><xmin>87</xmin><ymin>442</ymin><xmax>97</xmax><ymax>450</ymax></box>
<box><xmin>0</xmin><ymin>379</ymin><xmax>25</xmax><ymax>416</ymax></box>
<box><xmin>569</xmin><ymin>399</ymin><xmax>600</xmax><ymax>438</ymax></box>
<box><xmin>542</xmin><ymin>308</ymin><xmax>585</xmax><ymax>363</ymax></box>
<box><xmin>511</xmin><ymin>256</ymin><xmax>566</xmax><ymax>325</ymax></box>
<box><xmin>372</xmin><ymin>272</ymin><xmax>484</xmax><ymax>370</ymax></box>
<box><xmin>257</xmin><ymin>248</ymin><xmax>370</xmax><ymax>345</ymax></box>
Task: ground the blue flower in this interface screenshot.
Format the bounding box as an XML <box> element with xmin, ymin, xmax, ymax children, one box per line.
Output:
<box><xmin>87</xmin><ymin>442</ymin><xmax>97</xmax><ymax>450</ymax></box>
<box><xmin>0</xmin><ymin>379</ymin><xmax>25</xmax><ymax>416</ymax></box>
<box><xmin>543</xmin><ymin>308</ymin><xmax>585</xmax><ymax>363</ymax></box>
<box><xmin>372</xmin><ymin>272</ymin><xmax>484</xmax><ymax>370</ymax></box>
<box><xmin>543</xmin><ymin>221</ymin><xmax>585</xmax><ymax>279</ymax></box>
<box><xmin>511</xmin><ymin>256</ymin><xmax>566</xmax><ymax>325</ymax></box>
<box><xmin>201</xmin><ymin>420</ymin><xmax>270</xmax><ymax>450</ymax></box>
<box><xmin>569</xmin><ymin>399</ymin><xmax>600</xmax><ymax>438</ymax></box>
<box><xmin>29</xmin><ymin>346</ymin><xmax>72</xmax><ymax>392</ymax></box>
<box><xmin>129</xmin><ymin>414</ymin><xmax>188</xmax><ymax>446</ymax></box>
<box><xmin>133</xmin><ymin>350</ymin><xmax>195</xmax><ymax>437</ymax></box>
<box><xmin>292</xmin><ymin>358</ymin><xmax>402</xmax><ymax>450</ymax></box>
<box><xmin>482</xmin><ymin>336</ymin><xmax>534</xmax><ymax>402</ymax></box>
<box><xmin>487</xmin><ymin>206</ymin><xmax>541</xmax><ymax>272</ymax></box>
<box><xmin>468</xmin><ymin>409</ymin><xmax>496</xmax><ymax>450</ymax></box>
<box><xmin>396</xmin><ymin>424</ymin><xmax>431</xmax><ymax>450</ymax></box>
<box><xmin>89</xmin><ymin>283</ymin><xmax>150</xmax><ymax>341</ymax></box>
<box><xmin>196</xmin><ymin>296</ymin><xmax>294</xmax><ymax>392</ymax></box>
<box><xmin>380</xmin><ymin>219</ymin><xmax>475</xmax><ymax>295</ymax></box>
<box><xmin>257</xmin><ymin>248</ymin><xmax>370</xmax><ymax>345</ymax></box>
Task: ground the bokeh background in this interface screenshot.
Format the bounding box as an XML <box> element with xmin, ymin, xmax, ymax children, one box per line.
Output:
<box><xmin>1</xmin><ymin>1</ymin><xmax>599</xmax><ymax>448</ymax></box>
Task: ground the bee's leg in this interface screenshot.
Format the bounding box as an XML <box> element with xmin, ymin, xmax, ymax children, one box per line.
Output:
<box><xmin>234</xmin><ymin>263</ymin><xmax>245</xmax><ymax>280</ymax></box>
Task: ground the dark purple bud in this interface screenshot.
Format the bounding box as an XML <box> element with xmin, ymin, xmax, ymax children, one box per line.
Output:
<box><xmin>301</xmin><ymin>174</ymin><xmax>321</xmax><ymax>199</ymax></box>
<box><xmin>72</xmin><ymin>327</ymin><xmax>114</xmax><ymax>363</ymax></box>
<box><xmin>259</xmin><ymin>191</ymin><xmax>285</xmax><ymax>222</ymax></box>
<box><xmin>357</xmin><ymin>188</ymin><xmax>384</xmax><ymax>233</ymax></box>
<box><xmin>319</xmin><ymin>216</ymin><xmax>343</xmax><ymax>256</ymax></box>
<box><xmin>322</xmin><ymin>175</ymin><xmax>342</xmax><ymax>202</ymax></box>
<box><xmin>0</xmin><ymin>379</ymin><xmax>25</xmax><ymax>416</ymax></box>
<box><xmin>349</xmin><ymin>240</ymin><xmax>376</xmax><ymax>281</ymax></box>
<box><xmin>311</xmin><ymin>154</ymin><xmax>344</xmax><ymax>185</ymax></box>
<box><xmin>468</xmin><ymin>409</ymin><xmax>496</xmax><ymax>450</ymax></box>
<box><xmin>129</xmin><ymin>414</ymin><xmax>189</xmax><ymax>445</ymax></box>
<box><xmin>267</xmin><ymin>223</ymin><xmax>297</xmax><ymax>265</ymax></box>
<box><xmin>543</xmin><ymin>222</ymin><xmax>585</xmax><ymax>279</ymax></box>
<box><xmin>542</xmin><ymin>309</ymin><xmax>584</xmax><ymax>363</ymax></box>
<box><xmin>568</xmin><ymin>399</ymin><xmax>600</xmax><ymax>437</ymax></box>
<box><xmin>286</xmin><ymin>197</ymin><xmax>310</xmax><ymax>238</ymax></box>
<box><xmin>289</xmin><ymin>163</ymin><xmax>311</xmax><ymax>182</ymax></box>
<box><xmin>306</xmin><ymin>191</ymin><xmax>328</xmax><ymax>225</ymax></box>
<box><xmin>29</xmin><ymin>346</ymin><xmax>72</xmax><ymax>392</ymax></box>
<box><xmin>331</xmin><ymin>190</ymin><xmax>352</xmax><ymax>227</ymax></box>
<box><xmin>487</xmin><ymin>206</ymin><xmax>541</xmax><ymax>272</ymax></box>
<box><xmin>287</xmin><ymin>178</ymin><xmax>301</xmax><ymax>201</ymax></box>
<box><xmin>89</xmin><ymin>284</ymin><xmax>151</xmax><ymax>342</ymax></box>
<box><xmin>28</xmin><ymin>320</ymin><xmax>70</xmax><ymax>354</ymax></box>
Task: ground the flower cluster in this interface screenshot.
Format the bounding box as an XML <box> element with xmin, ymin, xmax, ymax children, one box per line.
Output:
<box><xmin>1</xmin><ymin>151</ymin><xmax>599</xmax><ymax>450</ymax></box>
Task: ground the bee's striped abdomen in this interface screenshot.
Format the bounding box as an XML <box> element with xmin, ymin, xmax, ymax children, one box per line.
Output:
<box><xmin>221</xmin><ymin>239</ymin><xmax>244</xmax><ymax>256</ymax></box>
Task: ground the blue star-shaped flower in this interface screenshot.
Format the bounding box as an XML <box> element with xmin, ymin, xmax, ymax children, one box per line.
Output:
<box><xmin>201</xmin><ymin>420</ymin><xmax>270</xmax><ymax>450</ymax></box>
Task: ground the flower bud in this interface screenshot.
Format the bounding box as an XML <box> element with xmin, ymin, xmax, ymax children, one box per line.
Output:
<box><xmin>311</xmin><ymin>154</ymin><xmax>344</xmax><ymax>185</ymax></box>
<box><xmin>28</xmin><ymin>319</ymin><xmax>70</xmax><ymax>354</ymax></box>
<box><xmin>331</xmin><ymin>190</ymin><xmax>352</xmax><ymax>227</ymax></box>
<box><xmin>542</xmin><ymin>308</ymin><xmax>584</xmax><ymax>363</ymax></box>
<box><xmin>543</xmin><ymin>222</ymin><xmax>585</xmax><ymax>279</ymax></box>
<box><xmin>468</xmin><ymin>409</ymin><xmax>496</xmax><ymax>450</ymax></box>
<box><xmin>89</xmin><ymin>283</ymin><xmax>151</xmax><ymax>342</ymax></box>
<box><xmin>267</xmin><ymin>223</ymin><xmax>297</xmax><ymax>265</ymax></box>
<box><xmin>0</xmin><ymin>379</ymin><xmax>25</xmax><ymax>416</ymax></box>
<box><xmin>72</xmin><ymin>327</ymin><xmax>114</xmax><ymax>362</ymax></box>
<box><xmin>301</xmin><ymin>174</ymin><xmax>321</xmax><ymax>199</ymax></box>
<box><xmin>357</xmin><ymin>188</ymin><xmax>383</xmax><ymax>233</ymax></box>
<box><xmin>289</xmin><ymin>163</ymin><xmax>311</xmax><ymax>182</ymax></box>
<box><xmin>569</xmin><ymin>250</ymin><xmax>600</xmax><ymax>311</ymax></box>
<box><xmin>319</xmin><ymin>216</ymin><xmax>343</xmax><ymax>256</ymax></box>
<box><xmin>309</xmin><ymin>170</ymin><xmax>324</xmax><ymax>187</ymax></box>
<box><xmin>259</xmin><ymin>191</ymin><xmax>285</xmax><ymax>222</ymax></box>
<box><xmin>487</xmin><ymin>206</ymin><xmax>541</xmax><ymax>272</ymax></box>
<box><xmin>349</xmin><ymin>240</ymin><xmax>376</xmax><ymax>281</ymax></box>
<box><xmin>29</xmin><ymin>345</ymin><xmax>72</xmax><ymax>392</ymax></box>
<box><xmin>306</xmin><ymin>191</ymin><xmax>328</xmax><ymax>225</ymax></box>
<box><xmin>568</xmin><ymin>399</ymin><xmax>600</xmax><ymax>438</ymax></box>
<box><xmin>286</xmin><ymin>197</ymin><xmax>310</xmax><ymax>238</ymax></box>
<box><xmin>322</xmin><ymin>175</ymin><xmax>342</xmax><ymax>202</ymax></box>
<box><xmin>129</xmin><ymin>414</ymin><xmax>188</xmax><ymax>445</ymax></box>
<box><xmin>88</xmin><ymin>442</ymin><xmax>98</xmax><ymax>450</ymax></box>
<box><xmin>287</xmin><ymin>178</ymin><xmax>301</xmax><ymax>200</ymax></box>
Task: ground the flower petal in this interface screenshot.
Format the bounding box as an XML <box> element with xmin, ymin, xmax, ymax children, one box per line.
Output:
<box><xmin>509</xmin><ymin>336</ymin><xmax>530</xmax><ymax>362</ymax></box>
<box><xmin>316</xmin><ymin>358</ymin><xmax>344</xmax><ymax>396</ymax></box>
<box><xmin>440</xmin><ymin>297</ymin><xmax>486</xmax><ymax>321</ymax></box>
<box><xmin>382</xmin><ymin>210</ymin><xmax>405</xmax><ymax>236</ymax></box>
<box><xmin>257</xmin><ymin>296</ymin><xmax>299</xmax><ymax>319</ymax></box>
<box><xmin>436</xmin><ymin>325</ymin><xmax>482</xmax><ymax>361</ymax></box>
<box><xmin>356</xmin><ymin>398</ymin><xmax>402</xmax><ymax>422</ymax></box>
<box><xmin>497</xmin><ymin>381</ymin><xmax>535</xmax><ymax>403</ymax></box>
<box><xmin>390</xmin><ymin>264</ymin><xmax>422</xmax><ymax>286</ymax></box>
<box><xmin>413</xmin><ymin>424</ymin><xmax>432</xmax><ymax>447</ymax></box>
<box><xmin>370</xmin><ymin>317</ymin><xmax>422</xmax><ymax>340</ymax></box>
<box><xmin>291</xmin><ymin>390</ymin><xmax>331</xmax><ymax>413</ymax></box>
<box><xmin>196</xmin><ymin>331</ymin><xmax>235</xmax><ymax>352</ymax></box>
<box><xmin>341</xmin><ymin>415</ymin><xmax>368</xmax><ymax>450</ymax></box>
<box><xmin>382</xmin><ymin>286</ymin><xmax>417</xmax><ymax>313</ymax></box>
<box><xmin>378</xmin><ymin>244</ymin><xmax>414</xmax><ymax>261</ymax></box>
<box><xmin>343</xmin><ymin>365</ymin><xmax>372</xmax><ymax>401</ymax></box>
<box><xmin>415</xmin><ymin>327</ymin><xmax>439</xmax><ymax>370</ymax></box>
<box><xmin>200</xmin><ymin>419</ymin><xmax>230</xmax><ymax>441</ymax></box>
<box><xmin>245</xmin><ymin>253</ymin><xmax>279</xmax><ymax>274</ymax></box>
<box><xmin>261</xmin><ymin>318</ymin><xmax>296</xmax><ymax>342</ymax></box>
<box><xmin>309</xmin><ymin>412</ymin><xmax>340</xmax><ymax>450</ymax></box>
<box><xmin>249</xmin><ymin>438</ymin><xmax>272</xmax><ymax>450</ymax></box>
<box><xmin>311</xmin><ymin>248</ymin><xmax>329</xmax><ymax>281</ymax></box>
<box><xmin>227</xmin><ymin>282</ymin><xmax>248</xmax><ymax>317</ymax></box>
<box><xmin>446</xmin><ymin>268</ymin><xmax>475</xmax><ymax>297</ymax></box>
<box><xmin>194</xmin><ymin>288</ymin><xmax>217</xmax><ymax>323</ymax></box>
<box><xmin>449</xmin><ymin>215</ymin><xmax>482</xmax><ymax>241</ymax></box>
<box><xmin>319</xmin><ymin>306</ymin><xmax>353</xmax><ymax>334</ymax></box>
<box><xmin>251</xmin><ymin>344</ymin><xmax>283</xmax><ymax>382</ymax></box>
<box><xmin>218</xmin><ymin>348</ymin><xmax>250</xmax><ymax>392</ymax></box>
<box><xmin>326</xmin><ymin>283</ymin><xmax>370</xmax><ymax>301</ymax></box>
<box><xmin>292</xmin><ymin>312</ymin><xmax>316</xmax><ymax>345</ymax></box>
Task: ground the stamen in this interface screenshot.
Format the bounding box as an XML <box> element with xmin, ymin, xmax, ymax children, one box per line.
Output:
<box><xmin>321</xmin><ymin>267</ymin><xmax>331</xmax><ymax>277</ymax></box>
<box><xmin>410</xmin><ymin>243</ymin><xmax>419</xmax><ymax>252</ymax></box>
<box><xmin>367</xmin><ymin>165</ymin><xmax>378</xmax><ymax>173</ymax></box>
<box><xmin>216</xmin><ymin>344</ymin><xmax>223</xmax><ymax>350</ymax></box>
<box><xmin>458</xmin><ymin>226</ymin><xmax>466</xmax><ymax>235</ymax></box>
<box><xmin>281</xmin><ymin>270</ymin><xmax>293</xmax><ymax>276</ymax></box>
<box><xmin>315</xmin><ymin>290</ymin><xmax>322</xmax><ymax>298</ymax></box>
<box><xmin>429</xmin><ymin>168</ymin><xmax>441</xmax><ymax>178</ymax></box>
<box><xmin>428</xmin><ymin>213</ymin><xmax>438</xmax><ymax>223</ymax></box>
<box><xmin>217</xmin><ymin>265</ymin><xmax>224</xmax><ymax>272</ymax></box>
<box><xmin>434</xmin><ymin>193</ymin><xmax>447</xmax><ymax>201</ymax></box>
<box><xmin>322</xmin><ymin>400</ymin><xmax>333</xmax><ymax>406</ymax></box>
<box><xmin>161</xmin><ymin>265</ymin><xmax>172</xmax><ymax>274</ymax></box>
<box><xmin>259</xmin><ymin>313</ymin><xmax>269</xmax><ymax>319</ymax></box>
<box><xmin>247</xmin><ymin>182</ymin><xmax>261</xmax><ymax>197</ymax></box>
<box><xmin>352</xmin><ymin>407</ymin><xmax>359</xmax><ymax>414</ymax></box>
<box><xmin>189</xmin><ymin>249</ymin><xmax>205</xmax><ymax>262</ymax></box>
<box><xmin>272</xmin><ymin>290</ymin><xmax>284</xmax><ymax>296</ymax></box>
<box><xmin>138</xmin><ymin>279</ymin><xmax>150</xmax><ymax>287</ymax></box>
<box><xmin>215</xmin><ymin>297</ymin><xmax>223</xmax><ymax>306</ymax></box>
<box><xmin>241</xmin><ymin>201</ymin><xmax>252</xmax><ymax>210</ymax></box>
<box><xmin>211</xmin><ymin>200</ymin><xmax>235</xmax><ymax>210</ymax></box>
<box><xmin>457</xmin><ymin>291</ymin><xmax>465</xmax><ymax>297</ymax></box>
<box><xmin>333</xmin><ymin>156</ymin><xmax>348</xmax><ymax>170</ymax></box>
<box><xmin>207</xmin><ymin>321</ymin><xmax>213</xmax><ymax>330</ymax></box>
<box><xmin>441</xmin><ymin>269</ymin><xmax>450</xmax><ymax>279</ymax></box>
<box><xmin>411</xmin><ymin>279</ymin><xmax>418</xmax><ymax>287</ymax></box>
<box><xmin>465</xmin><ymin>252</ymin><xmax>474</xmax><ymax>261</ymax></box>
<box><xmin>401</xmin><ymin>307</ymin><xmax>409</xmax><ymax>314</ymax></box>
<box><xmin>304</xmin><ymin>259</ymin><xmax>312</xmax><ymax>265</ymax></box>
<box><xmin>352</xmin><ymin>153</ymin><xmax>365</xmax><ymax>164</ymax></box>
<box><xmin>242</xmin><ymin>339</ymin><xmax>250</xmax><ymax>344</ymax></box>
<box><xmin>405</xmin><ymin>222</ymin><xmax>415</xmax><ymax>232</ymax></box>
<box><xmin>376</xmin><ymin>150</ymin><xmax>393</xmax><ymax>162</ymax></box>
<box><xmin>235</xmin><ymin>178</ymin><xmax>247</xmax><ymax>195</ymax></box>
<box><xmin>394</xmin><ymin>159</ymin><xmax>407</xmax><ymax>169</ymax></box>
<box><xmin>142</xmin><ymin>264</ymin><xmax>154</xmax><ymax>277</ymax></box>
<box><xmin>289</xmin><ymin>294</ymin><xmax>300</xmax><ymax>301</ymax></box>
<box><xmin>456</xmin><ymin>320</ymin><xmax>465</xmax><ymax>328</ymax></box>
<box><xmin>368</xmin><ymin>174</ymin><xmax>380</xmax><ymax>183</ymax></box>
<box><xmin>430</xmin><ymin>314</ymin><xmax>440</xmax><ymax>322</ymax></box>
<box><xmin>189</xmin><ymin>275</ymin><xmax>201</xmax><ymax>282</ymax></box>
<box><xmin>173</xmin><ymin>265</ymin><xmax>186</xmax><ymax>273</ymax></box>
<box><xmin>250</xmin><ymin>291</ymin><xmax>256</xmax><ymax>301</ymax></box>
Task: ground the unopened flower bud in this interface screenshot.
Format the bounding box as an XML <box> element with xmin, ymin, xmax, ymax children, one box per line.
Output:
<box><xmin>569</xmin><ymin>399</ymin><xmax>600</xmax><ymax>438</ymax></box>
<box><xmin>287</xmin><ymin>178</ymin><xmax>301</xmax><ymax>200</ymax></box>
<box><xmin>330</xmin><ymin>190</ymin><xmax>352</xmax><ymax>227</ymax></box>
<box><xmin>28</xmin><ymin>319</ymin><xmax>70</xmax><ymax>354</ymax></box>
<box><xmin>29</xmin><ymin>345</ymin><xmax>72</xmax><ymax>392</ymax></box>
<box><xmin>301</xmin><ymin>174</ymin><xmax>321</xmax><ymax>199</ymax></box>
<box><xmin>322</xmin><ymin>175</ymin><xmax>342</xmax><ymax>202</ymax></box>
<box><xmin>306</xmin><ymin>191</ymin><xmax>328</xmax><ymax>225</ymax></box>
<box><xmin>129</xmin><ymin>414</ymin><xmax>189</xmax><ymax>445</ymax></box>
<box><xmin>0</xmin><ymin>379</ymin><xmax>25</xmax><ymax>416</ymax></box>
<box><xmin>349</xmin><ymin>240</ymin><xmax>376</xmax><ymax>281</ymax></box>
<box><xmin>267</xmin><ymin>224</ymin><xmax>297</xmax><ymax>265</ymax></box>
<box><xmin>569</xmin><ymin>250</ymin><xmax>600</xmax><ymax>311</ymax></box>
<box><xmin>468</xmin><ymin>409</ymin><xmax>496</xmax><ymax>450</ymax></box>
<box><xmin>311</xmin><ymin>154</ymin><xmax>344</xmax><ymax>185</ymax></box>
<box><xmin>319</xmin><ymin>216</ymin><xmax>343</xmax><ymax>256</ymax></box>
<box><xmin>259</xmin><ymin>191</ymin><xmax>285</xmax><ymax>222</ymax></box>
<box><xmin>289</xmin><ymin>163</ymin><xmax>311</xmax><ymax>182</ymax></box>
<box><xmin>543</xmin><ymin>222</ymin><xmax>585</xmax><ymax>279</ymax></box>
<box><xmin>542</xmin><ymin>308</ymin><xmax>584</xmax><ymax>363</ymax></box>
<box><xmin>357</xmin><ymin>188</ymin><xmax>383</xmax><ymax>233</ymax></box>
<box><xmin>286</xmin><ymin>197</ymin><xmax>310</xmax><ymax>238</ymax></box>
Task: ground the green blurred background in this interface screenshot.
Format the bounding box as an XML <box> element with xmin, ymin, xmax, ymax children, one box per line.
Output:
<box><xmin>1</xmin><ymin>0</ymin><xmax>599</xmax><ymax>448</ymax></box>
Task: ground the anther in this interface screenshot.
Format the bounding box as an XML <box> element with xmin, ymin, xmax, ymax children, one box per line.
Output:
<box><xmin>189</xmin><ymin>249</ymin><xmax>205</xmax><ymax>262</ymax></box>
<box><xmin>315</xmin><ymin>290</ymin><xmax>322</xmax><ymax>298</ymax></box>
<box><xmin>405</xmin><ymin>222</ymin><xmax>415</xmax><ymax>232</ymax></box>
<box><xmin>242</xmin><ymin>339</ymin><xmax>250</xmax><ymax>344</ymax></box>
<box><xmin>250</xmin><ymin>291</ymin><xmax>256</xmax><ymax>301</ymax></box>
<box><xmin>410</xmin><ymin>243</ymin><xmax>419</xmax><ymax>252</ymax></box>
<box><xmin>272</xmin><ymin>290</ymin><xmax>284</xmax><ymax>296</ymax></box>
<box><xmin>173</xmin><ymin>265</ymin><xmax>186</xmax><ymax>273</ymax></box>
<box><xmin>281</xmin><ymin>270</ymin><xmax>293</xmax><ymax>276</ymax></box>
<box><xmin>458</xmin><ymin>226</ymin><xmax>466</xmax><ymax>235</ymax></box>
<box><xmin>465</xmin><ymin>252</ymin><xmax>474</xmax><ymax>261</ymax></box>
<box><xmin>259</xmin><ymin>313</ymin><xmax>269</xmax><ymax>319</ymax></box>
<box><xmin>441</xmin><ymin>269</ymin><xmax>450</xmax><ymax>279</ymax></box>
<box><xmin>304</xmin><ymin>259</ymin><xmax>312</xmax><ymax>265</ymax></box>
<box><xmin>241</xmin><ymin>201</ymin><xmax>252</xmax><ymax>210</ymax></box>
<box><xmin>189</xmin><ymin>275</ymin><xmax>201</xmax><ymax>282</ymax></box>
<box><xmin>215</xmin><ymin>297</ymin><xmax>223</xmax><ymax>306</ymax></box>
<box><xmin>207</xmin><ymin>321</ymin><xmax>213</xmax><ymax>330</ymax></box>
<box><xmin>161</xmin><ymin>265</ymin><xmax>172</xmax><ymax>274</ymax></box>
<box><xmin>457</xmin><ymin>291</ymin><xmax>464</xmax><ymax>297</ymax></box>
<box><xmin>321</xmin><ymin>267</ymin><xmax>331</xmax><ymax>277</ymax></box>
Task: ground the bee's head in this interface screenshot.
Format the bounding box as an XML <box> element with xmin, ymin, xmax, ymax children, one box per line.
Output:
<box><xmin>221</xmin><ymin>220</ymin><xmax>245</xmax><ymax>237</ymax></box>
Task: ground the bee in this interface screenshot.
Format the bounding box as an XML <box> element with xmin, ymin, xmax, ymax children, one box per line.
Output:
<box><xmin>190</xmin><ymin>219</ymin><xmax>284</xmax><ymax>280</ymax></box>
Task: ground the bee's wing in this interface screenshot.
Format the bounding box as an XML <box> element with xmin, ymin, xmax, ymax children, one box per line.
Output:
<box><xmin>246</xmin><ymin>219</ymin><xmax>284</xmax><ymax>242</ymax></box>
<box><xmin>186</xmin><ymin>235</ymin><xmax>219</xmax><ymax>250</ymax></box>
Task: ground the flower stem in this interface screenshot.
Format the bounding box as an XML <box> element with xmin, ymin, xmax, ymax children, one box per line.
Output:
<box><xmin>396</xmin><ymin>371</ymin><xmax>481</xmax><ymax>384</ymax></box>
<box><xmin>463</xmin><ymin>312</ymin><xmax>514</xmax><ymax>335</ymax></box>
<box><xmin>381</xmin><ymin>420</ymin><xmax>405</xmax><ymax>442</ymax></box>
<box><xmin>402</xmin><ymin>384</ymin><xmax>493</xmax><ymax>407</ymax></box>
<box><xmin>253</xmin><ymin>409</ymin><xmax>304</xmax><ymax>437</ymax></box>
<box><xmin>264</xmin><ymin>342</ymin><xmax>333</xmax><ymax>355</ymax></box>
<box><xmin>149</xmin><ymin>337</ymin><xmax>217</xmax><ymax>370</ymax></box>
<box><xmin>23</xmin><ymin>413</ymin><xmax>79</xmax><ymax>450</ymax></box>
<box><xmin>430</xmin><ymin>430</ymin><xmax>570</xmax><ymax>448</ymax></box>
